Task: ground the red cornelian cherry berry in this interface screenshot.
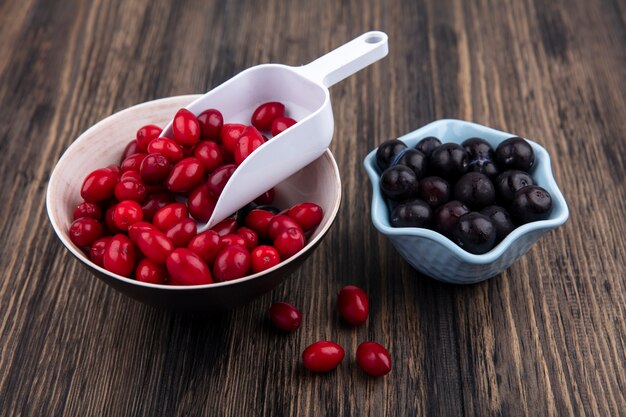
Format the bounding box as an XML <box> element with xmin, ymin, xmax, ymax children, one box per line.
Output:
<box><xmin>236</xmin><ymin>227</ymin><xmax>258</xmax><ymax>252</ymax></box>
<box><xmin>250</xmin><ymin>245</ymin><xmax>280</xmax><ymax>273</ymax></box>
<box><xmin>234</xmin><ymin>126</ymin><xmax>264</xmax><ymax>165</ymax></box>
<box><xmin>166</xmin><ymin>248</ymin><xmax>213</xmax><ymax>285</ymax></box>
<box><xmin>270</xmin><ymin>116</ymin><xmax>296</xmax><ymax>136</ymax></box>
<box><xmin>254</xmin><ymin>188</ymin><xmax>275</xmax><ymax>205</ymax></box>
<box><xmin>210</xmin><ymin>217</ymin><xmax>239</xmax><ymax>237</ymax></box>
<box><xmin>147</xmin><ymin>137</ymin><xmax>184</xmax><ymax>162</ymax></box>
<box><xmin>221</xmin><ymin>123</ymin><xmax>246</xmax><ymax>154</ymax></box>
<box><xmin>128</xmin><ymin>221</ymin><xmax>156</xmax><ymax>244</ymax></box>
<box><xmin>135</xmin><ymin>258</ymin><xmax>168</xmax><ymax>284</ymax></box>
<box><xmin>220</xmin><ymin>233</ymin><xmax>247</xmax><ymax>249</ymax></box>
<box><xmin>194</xmin><ymin>140</ymin><xmax>223</xmax><ymax>173</ymax></box>
<box><xmin>244</xmin><ymin>209</ymin><xmax>275</xmax><ymax>238</ymax></box>
<box><xmin>140</xmin><ymin>153</ymin><xmax>171</xmax><ymax>185</ymax></box>
<box><xmin>121</xmin><ymin>140</ymin><xmax>142</xmax><ymax>162</ymax></box>
<box><xmin>114</xmin><ymin>179</ymin><xmax>147</xmax><ymax>202</ymax></box>
<box><xmin>104</xmin><ymin>205</ymin><xmax>123</xmax><ymax>234</ymax></box>
<box><xmin>273</xmin><ymin>227</ymin><xmax>305</xmax><ymax>259</ymax></box>
<box><xmin>141</xmin><ymin>192</ymin><xmax>174</xmax><ymax>222</ymax></box>
<box><xmin>187</xmin><ymin>183</ymin><xmax>216</xmax><ymax>222</ymax></box>
<box><xmin>337</xmin><ymin>285</ymin><xmax>369</xmax><ymax>325</ymax></box>
<box><xmin>152</xmin><ymin>202</ymin><xmax>188</xmax><ymax>232</ymax></box>
<box><xmin>269</xmin><ymin>302</ymin><xmax>302</xmax><ymax>331</ymax></box>
<box><xmin>267</xmin><ymin>215</ymin><xmax>303</xmax><ymax>241</ymax></box>
<box><xmin>287</xmin><ymin>202</ymin><xmax>324</xmax><ymax>232</ymax></box>
<box><xmin>187</xmin><ymin>230</ymin><xmax>222</xmax><ymax>264</ymax></box>
<box><xmin>103</xmin><ymin>234</ymin><xmax>136</xmax><ymax>277</ymax></box>
<box><xmin>166</xmin><ymin>157</ymin><xmax>205</xmax><ymax>193</ymax></box>
<box><xmin>207</xmin><ymin>163</ymin><xmax>237</xmax><ymax>198</ymax></box>
<box><xmin>89</xmin><ymin>237</ymin><xmax>111</xmax><ymax>267</ymax></box>
<box><xmin>112</xmin><ymin>200</ymin><xmax>143</xmax><ymax>231</ymax></box>
<box><xmin>136</xmin><ymin>124</ymin><xmax>162</xmax><ymax>151</ymax></box>
<box><xmin>356</xmin><ymin>342</ymin><xmax>392</xmax><ymax>377</ymax></box>
<box><xmin>81</xmin><ymin>168</ymin><xmax>119</xmax><ymax>203</ymax></box>
<box><xmin>120</xmin><ymin>153</ymin><xmax>147</xmax><ymax>173</ymax></box>
<box><xmin>172</xmin><ymin>108</ymin><xmax>201</xmax><ymax>147</ymax></box>
<box><xmin>73</xmin><ymin>202</ymin><xmax>102</xmax><ymax>221</ymax></box>
<box><xmin>69</xmin><ymin>217</ymin><xmax>103</xmax><ymax>247</ymax></box>
<box><xmin>135</xmin><ymin>228</ymin><xmax>175</xmax><ymax>264</ymax></box>
<box><xmin>302</xmin><ymin>341</ymin><xmax>345</xmax><ymax>373</ymax></box>
<box><xmin>197</xmin><ymin>108</ymin><xmax>223</xmax><ymax>140</ymax></box>
<box><xmin>165</xmin><ymin>218</ymin><xmax>197</xmax><ymax>248</ymax></box>
<box><xmin>251</xmin><ymin>101</ymin><xmax>285</xmax><ymax>131</ymax></box>
<box><xmin>213</xmin><ymin>245</ymin><xmax>251</xmax><ymax>282</ymax></box>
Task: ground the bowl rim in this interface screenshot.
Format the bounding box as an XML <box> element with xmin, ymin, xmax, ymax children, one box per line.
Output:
<box><xmin>364</xmin><ymin>119</ymin><xmax>569</xmax><ymax>264</ymax></box>
<box><xmin>46</xmin><ymin>95</ymin><xmax>342</xmax><ymax>290</ymax></box>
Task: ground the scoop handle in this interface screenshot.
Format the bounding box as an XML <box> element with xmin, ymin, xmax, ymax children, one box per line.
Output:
<box><xmin>295</xmin><ymin>31</ymin><xmax>389</xmax><ymax>88</ymax></box>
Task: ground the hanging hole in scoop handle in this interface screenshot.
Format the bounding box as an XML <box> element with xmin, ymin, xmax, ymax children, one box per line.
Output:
<box><xmin>295</xmin><ymin>31</ymin><xmax>389</xmax><ymax>88</ymax></box>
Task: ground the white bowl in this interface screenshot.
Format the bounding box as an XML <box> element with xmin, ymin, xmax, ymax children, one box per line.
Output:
<box><xmin>47</xmin><ymin>95</ymin><xmax>342</xmax><ymax>311</ymax></box>
<box><xmin>364</xmin><ymin>119</ymin><xmax>569</xmax><ymax>284</ymax></box>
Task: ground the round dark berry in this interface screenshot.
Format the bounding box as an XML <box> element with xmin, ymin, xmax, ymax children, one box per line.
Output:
<box><xmin>376</xmin><ymin>139</ymin><xmax>408</xmax><ymax>171</ymax></box>
<box><xmin>509</xmin><ymin>185</ymin><xmax>552</xmax><ymax>224</ymax></box>
<box><xmin>418</xmin><ymin>176</ymin><xmax>450</xmax><ymax>207</ymax></box>
<box><xmin>495</xmin><ymin>137</ymin><xmax>535</xmax><ymax>171</ymax></box>
<box><xmin>390</xmin><ymin>199</ymin><xmax>433</xmax><ymax>228</ymax></box>
<box><xmin>494</xmin><ymin>170</ymin><xmax>534</xmax><ymax>203</ymax></box>
<box><xmin>462</xmin><ymin>137</ymin><xmax>494</xmax><ymax>161</ymax></box>
<box><xmin>480</xmin><ymin>205</ymin><xmax>515</xmax><ymax>243</ymax></box>
<box><xmin>429</xmin><ymin>143</ymin><xmax>468</xmax><ymax>180</ymax></box>
<box><xmin>394</xmin><ymin>149</ymin><xmax>428</xmax><ymax>179</ymax></box>
<box><xmin>380</xmin><ymin>165</ymin><xmax>419</xmax><ymax>201</ymax></box>
<box><xmin>452</xmin><ymin>212</ymin><xmax>497</xmax><ymax>254</ymax></box>
<box><xmin>415</xmin><ymin>136</ymin><xmax>442</xmax><ymax>157</ymax></box>
<box><xmin>453</xmin><ymin>172</ymin><xmax>496</xmax><ymax>209</ymax></box>
<box><xmin>435</xmin><ymin>200</ymin><xmax>470</xmax><ymax>236</ymax></box>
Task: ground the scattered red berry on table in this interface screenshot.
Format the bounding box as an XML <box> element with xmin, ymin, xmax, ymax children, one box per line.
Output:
<box><xmin>302</xmin><ymin>341</ymin><xmax>345</xmax><ymax>373</ymax></box>
<box><xmin>269</xmin><ymin>302</ymin><xmax>302</xmax><ymax>332</ymax></box>
<box><xmin>337</xmin><ymin>285</ymin><xmax>369</xmax><ymax>325</ymax></box>
<box><xmin>356</xmin><ymin>342</ymin><xmax>392</xmax><ymax>377</ymax></box>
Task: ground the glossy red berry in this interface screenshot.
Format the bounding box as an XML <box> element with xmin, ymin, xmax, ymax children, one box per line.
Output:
<box><xmin>121</xmin><ymin>140</ymin><xmax>142</xmax><ymax>162</ymax></box>
<box><xmin>127</xmin><ymin>221</ymin><xmax>156</xmax><ymax>244</ymax></box>
<box><xmin>172</xmin><ymin>108</ymin><xmax>200</xmax><ymax>147</ymax></box>
<box><xmin>89</xmin><ymin>237</ymin><xmax>111</xmax><ymax>267</ymax></box>
<box><xmin>166</xmin><ymin>248</ymin><xmax>213</xmax><ymax>285</ymax></box>
<box><xmin>207</xmin><ymin>164</ymin><xmax>236</xmax><ymax>198</ymax></box>
<box><xmin>220</xmin><ymin>123</ymin><xmax>246</xmax><ymax>154</ymax></box>
<box><xmin>236</xmin><ymin>227</ymin><xmax>258</xmax><ymax>252</ymax></box>
<box><xmin>220</xmin><ymin>233</ymin><xmax>247</xmax><ymax>249</ymax></box>
<box><xmin>166</xmin><ymin>157</ymin><xmax>205</xmax><ymax>193</ymax></box>
<box><xmin>213</xmin><ymin>245</ymin><xmax>251</xmax><ymax>282</ymax></box>
<box><xmin>135</xmin><ymin>258</ymin><xmax>168</xmax><ymax>284</ymax></box>
<box><xmin>69</xmin><ymin>217</ymin><xmax>103</xmax><ymax>247</ymax></box>
<box><xmin>270</xmin><ymin>116</ymin><xmax>296</xmax><ymax>136</ymax></box>
<box><xmin>244</xmin><ymin>209</ymin><xmax>275</xmax><ymax>238</ymax></box>
<box><xmin>273</xmin><ymin>227</ymin><xmax>305</xmax><ymax>259</ymax></box>
<box><xmin>120</xmin><ymin>153</ymin><xmax>147</xmax><ymax>173</ymax></box>
<box><xmin>141</xmin><ymin>192</ymin><xmax>174</xmax><ymax>222</ymax></box>
<box><xmin>187</xmin><ymin>230</ymin><xmax>222</xmax><ymax>264</ymax></box>
<box><xmin>152</xmin><ymin>203</ymin><xmax>188</xmax><ymax>232</ymax></box>
<box><xmin>136</xmin><ymin>228</ymin><xmax>175</xmax><ymax>264</ymax></box>
<box><xmin>140</xmin><ymin>153</ymin><xmax>171</xmax><ymax>185</ymax></box>
<box><xmin>356</xmin><ymin>342</ymin><xmax>392</xmax><ymax>377</ymax></box>
<box><xmin>80</xmin><ymin>168</ymin><xmax>119</xmax><ymax>203</ymax></box>
<box><xmin>147</xmin><ymin>137</ymin><xmax>184</xmax><ymax>162</ymax></box>
<box><xmin>287</xmin><ymin>202</ymin><xmax>324</xmax><ymax>232</ymax></box>
<box><xmin>187</xmin><ymin>183</ymin><xmax>216</xmax><ymax>222</ymax></box>
<box><xmin>103</xmin><ymin>234</ymin><xmax>136</xmax><ymax>277</ymax></box>
<box><xmin>251</xmin><ymin>101</ymin><xmax>285</xmax><ymax>131</ymax></box>
<box><xmin>210</xmin><ymin>217</ymin><xmax>238</xmax><ymax>237</ymax></box>
<box><xmin>269</xmin><ymin>302</ymin><xmax>301</xmax><ymax>331</ymax></box>
<box><xmin>165</xmin><ymin>218</ymin><xmax>197</xmax><ymax>247</ymax></box>
<box><xmin>114</xmin><ymin>179</ymin><xmax>147</xmax><ymax>202</ymax></box>
<box><xmin>337</xmin><ymin>285</ymin><xmax>369</xmax><ymax>325</ymax></box>
<box><xmin>267</xmin><ymin>215</ymin><xmax>302</xmax><ymax>241</ymax></box>
<box><xmin>112</xmin><ymin>200</ymin><xmax>143</xmax><ymax>231</ymax></box>
<box><xmin>194</xmin><ymin>140</ymin><xmax>223</xmax><ymax>173</ymax></box>
<box><xmin>136</xmin><ymin>124</ymin><xmax>162</xmax><ymax>151</ymax></box>
<box><xmin>73</xmin><ymin>202</ymin><xmax>102</xmax><ymax>221</ymax></box>
<box><xmin>104</xmin><ymin>204</ymin><xmax>123</xmax><ymax>234</ymax></box>
<box><xmin>234</xmin><ymin>126</ymin><xmax>264</xmax><ymax>165</ymax></box>
<box><xmin>251</xmin><ymin>245</ymin><xmax>280</xmax><ymax>273</ymax></box>
<box><xmin>302</xmin><ymin>341</ymin><xmax>344</xmax><ymax>373</ymax></box>
<box><xmin>197</xmin><ymin>108</ymin><xmax>223</xmax><ymax>140</ymax></box>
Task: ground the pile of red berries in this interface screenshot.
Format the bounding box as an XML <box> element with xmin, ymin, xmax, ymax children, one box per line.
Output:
<box><xmin>68</xmin><ymin>102</ymin><xmax>325</xmax><ymax>285</ymax></box>
<box><xmin>270</xmin><ymin>286</ymin><xmax>392</xmax><ymax>377</ymax></box>
<box><xmin>376</xmin><ymin>136</ymin><xmax>553</xmax><ymax>254</ymax></box>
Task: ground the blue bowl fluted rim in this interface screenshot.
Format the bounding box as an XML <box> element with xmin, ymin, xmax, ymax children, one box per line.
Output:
<box><xmin>363</xmin><ymin>119</ymin><xmax>570</xmax><ymax>265</ymax></box>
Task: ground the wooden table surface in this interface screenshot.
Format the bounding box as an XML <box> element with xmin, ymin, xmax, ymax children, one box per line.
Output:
<box><xmin>1</xmin><ymin>0</ymin><xmax>624</xmax><ymax>415</ymax></box>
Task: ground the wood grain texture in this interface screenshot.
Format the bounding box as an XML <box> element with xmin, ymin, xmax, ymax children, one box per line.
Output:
<box><xmin>0</xmin><ymin>0</ymin><xmax>624</xmax><ymax>415</ymax></box>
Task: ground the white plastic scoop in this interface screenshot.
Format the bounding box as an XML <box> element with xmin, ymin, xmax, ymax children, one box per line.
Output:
<box><xmin>160</xmin><ymin>31</ymin><xmax>388</xmax><ymax>231</ymax></box>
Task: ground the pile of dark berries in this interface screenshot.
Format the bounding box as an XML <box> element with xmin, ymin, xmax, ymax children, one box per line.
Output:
<box><xmin>376</xmin><ymin>136</ymin><xmax>552</xmax><ymax>254</ymax></box>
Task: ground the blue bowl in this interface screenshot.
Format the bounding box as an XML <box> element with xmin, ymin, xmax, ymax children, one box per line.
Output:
<box><xmin>364</xmin><ymin>119</ymin><xmax>569</xmax><ymax>284</ymax></box>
